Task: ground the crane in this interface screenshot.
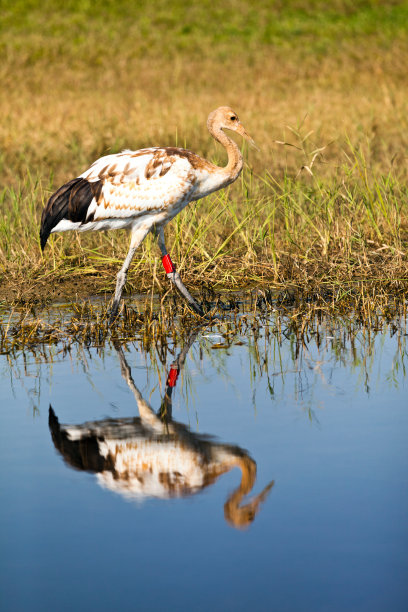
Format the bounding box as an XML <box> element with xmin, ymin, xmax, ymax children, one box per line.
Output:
<box><xmin>40</xmin><ymin>107</ymin><xmax>255</xmax><ymax>320</ymax></box>
<box><xmin>49</xmin><ymin>333</ymin><xmax>274</xmax><ymax>529</ymax></box>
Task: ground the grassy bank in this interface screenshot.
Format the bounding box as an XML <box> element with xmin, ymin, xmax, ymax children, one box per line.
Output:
<box><xmin>0</xmin><ymin>0</ymin><xmax>407</xmax><ymax>307</ymax></box>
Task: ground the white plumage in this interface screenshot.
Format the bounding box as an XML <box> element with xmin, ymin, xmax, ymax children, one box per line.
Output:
<box><xmin>40</xmin><ymin>107</ymin><xmax>255</xmax><ymax>319</ymax></box>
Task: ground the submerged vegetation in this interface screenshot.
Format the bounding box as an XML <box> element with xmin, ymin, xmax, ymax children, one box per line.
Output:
<box><xmin>1</xmin><ymin>294</ymin><xmax>406</xmax><ymax>421</ymax></box>
<box><xmin>0</xmin><ymin>0</ymin><xmax>407</xmax><ymax>307</ymax></box>
<box><xmin>0</xmin><ymin>288</ymin><xmax>406</xmax><ymax>355</ymax></box>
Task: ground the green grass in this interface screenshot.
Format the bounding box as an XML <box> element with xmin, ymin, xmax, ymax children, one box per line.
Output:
<box><xmin>0</xmin><ymin>0</ymin><xmax>407</xmax><ymax>306</ymax></box>
<box><xmin>2</xmin><ymin>0</ymin><xmax>408</xmax><ymax>63</ymax></box>
<box><xmin>0</xmin><ymin>142</ymin><xmax>406</xmax><ymax>305</ymax></box>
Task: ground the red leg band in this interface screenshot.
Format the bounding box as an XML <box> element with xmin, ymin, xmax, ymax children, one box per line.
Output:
<box><xmin>162</xmin><ymin>254</ymin><xmax>175</xmax><ymax>274</ymax></box>
<box><xmin>167</xmin><ymin>367</ymin><xmax>179</xmax><ymax>387</ymax></box>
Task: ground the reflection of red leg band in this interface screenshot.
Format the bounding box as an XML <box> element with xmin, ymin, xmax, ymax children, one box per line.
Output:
<box><xmin>167</xmin><ymin>367</ymin><xmax>179</xmax><ymax>387</ymax></box>
<box><xmin>162</xmin><ymin>254</ymin><xmax>175</xmax><ymax>274</ymax></box>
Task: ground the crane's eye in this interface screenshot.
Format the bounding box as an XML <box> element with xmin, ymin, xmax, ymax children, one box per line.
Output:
<box><xmin>230</xmin><ymin>116</ymin><xmax>236</xmax><ymax>121</ymax></box>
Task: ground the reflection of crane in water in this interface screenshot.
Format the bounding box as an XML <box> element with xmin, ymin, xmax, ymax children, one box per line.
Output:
<box><xmin>49</xmin><ymin>333</ymin><xmax>274</xmax><ymax>529</ymax></box>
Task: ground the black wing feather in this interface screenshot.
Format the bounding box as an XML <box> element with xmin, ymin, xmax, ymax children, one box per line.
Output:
<box><xmin>48</xmin><ymin>406</ymin><xmax>109</xmax><ymax>473</ymax></box>
<box><xmin>40</xmin><ymin>178</ymin><xmax>102</xmax><ymax>251</ymax></box>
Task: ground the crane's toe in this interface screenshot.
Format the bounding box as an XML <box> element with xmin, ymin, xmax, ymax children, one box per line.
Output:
<box><xmin>108</xmin><ymin>302</ymin><xmax>121</xmax><ymax>325</ymax></box>
<box><xmin>189</xmin><ymin>300</ymin><xmax>205</xmax><ymax>317</ymax></box>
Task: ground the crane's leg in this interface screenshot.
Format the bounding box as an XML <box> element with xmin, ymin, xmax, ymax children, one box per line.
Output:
<box><xmin>157</xmin><ymin>227</ymin><xmax>204</xmax><ymax>316</ymax></box>
<box><xmin>109</xmin><ymin>226</ymin><xmax>150</xmax><ymax>322</ymax></box>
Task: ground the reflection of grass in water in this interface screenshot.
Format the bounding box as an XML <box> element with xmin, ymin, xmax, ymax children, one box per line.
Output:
<box><xmin>0</xmin><ymin>295</ymin><xmax>406</xmax><ymax>415</ymax></box>
<box><xmin>1</xmin><ymin>1</ymin><xmax>408</xmax><ymax>300</ymax></box>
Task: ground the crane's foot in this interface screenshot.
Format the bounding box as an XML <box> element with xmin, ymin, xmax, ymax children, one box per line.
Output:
<box><xmin>166</xmin><ymin>271</ymin><xmax>204</xmax><ymax>316</ymax></box>
<box><xmin>108</xmin><ymin>311</ymin><xmax>118</xmax><ymax>325</ymax></box>
<box><xmin>108</xmin><ymin>300</ymin><xmax>121</xmax><ymax>325</ymax></box>
<box><xmin>189</xmin><ymin>300</ymin><xmax>205</xmax><ymax>317</ymax></box>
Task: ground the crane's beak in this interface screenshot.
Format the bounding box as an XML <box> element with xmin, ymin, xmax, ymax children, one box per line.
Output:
<box><xmin>236</xmin><ymin>122</ymin><xmax>260</xmax><ymax>151</ymax></box>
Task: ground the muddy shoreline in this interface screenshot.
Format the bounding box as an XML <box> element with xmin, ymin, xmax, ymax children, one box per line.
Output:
<box><xmin>1</xmin><ymin>273</ymin><xmax>408</xmax><ymax>309</ymax></box>
<box><xmin>0</xmin><ymin>275</ymin><xmax>111</xmax><ymax>306</ymax></box>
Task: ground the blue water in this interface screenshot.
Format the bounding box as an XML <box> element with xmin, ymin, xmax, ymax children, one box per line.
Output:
<box><xmin>0</xmin><ymin>314</ymin><xmax>407</xmax><ymax>611</ymax></box>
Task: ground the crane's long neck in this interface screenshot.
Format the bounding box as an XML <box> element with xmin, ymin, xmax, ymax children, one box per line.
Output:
<box><xmin>223</xmin><ymin>455</ymin><xmax>274</xmax><ymax>529</ymax></box>
<box><xmin>208</xmin><ymin>122</ymin><xmax>243</xmax><ymax>184</ymax></box>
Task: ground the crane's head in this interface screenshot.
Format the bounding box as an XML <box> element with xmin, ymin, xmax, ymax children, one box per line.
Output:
<box><xmin>207</xmin><ymin>106</ymin><xmax>258</xmax><ymax>150</ymax></box>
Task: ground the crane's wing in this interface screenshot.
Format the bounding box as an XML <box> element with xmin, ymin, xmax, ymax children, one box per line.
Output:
<box><xmin>40</xmin><ymin>148</ymin><xmax>199</xmax><ymax>250</ymax></box>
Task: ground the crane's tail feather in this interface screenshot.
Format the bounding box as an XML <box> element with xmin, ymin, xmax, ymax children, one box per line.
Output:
<box><xmin>40</xmin><ymin>177</ymin><xmax>102</xmax><ymax>251</ymax></box>
<box><xmin>48</xmin><ymin>406</ymin><xmax>108</xmax><ymax>472</ymax></box>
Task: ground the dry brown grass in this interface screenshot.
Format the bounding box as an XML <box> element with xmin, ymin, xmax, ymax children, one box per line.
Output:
<box><xmin>2</xmin><ymin>42</ymin><xmax>408</xmax><ymax>186</ymax></box>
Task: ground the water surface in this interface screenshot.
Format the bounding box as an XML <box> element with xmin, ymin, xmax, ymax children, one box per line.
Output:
<box><xmin>1</xmin><ymin>309</ymin><xmax>407</xmax><ymax>611</ymax></box>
